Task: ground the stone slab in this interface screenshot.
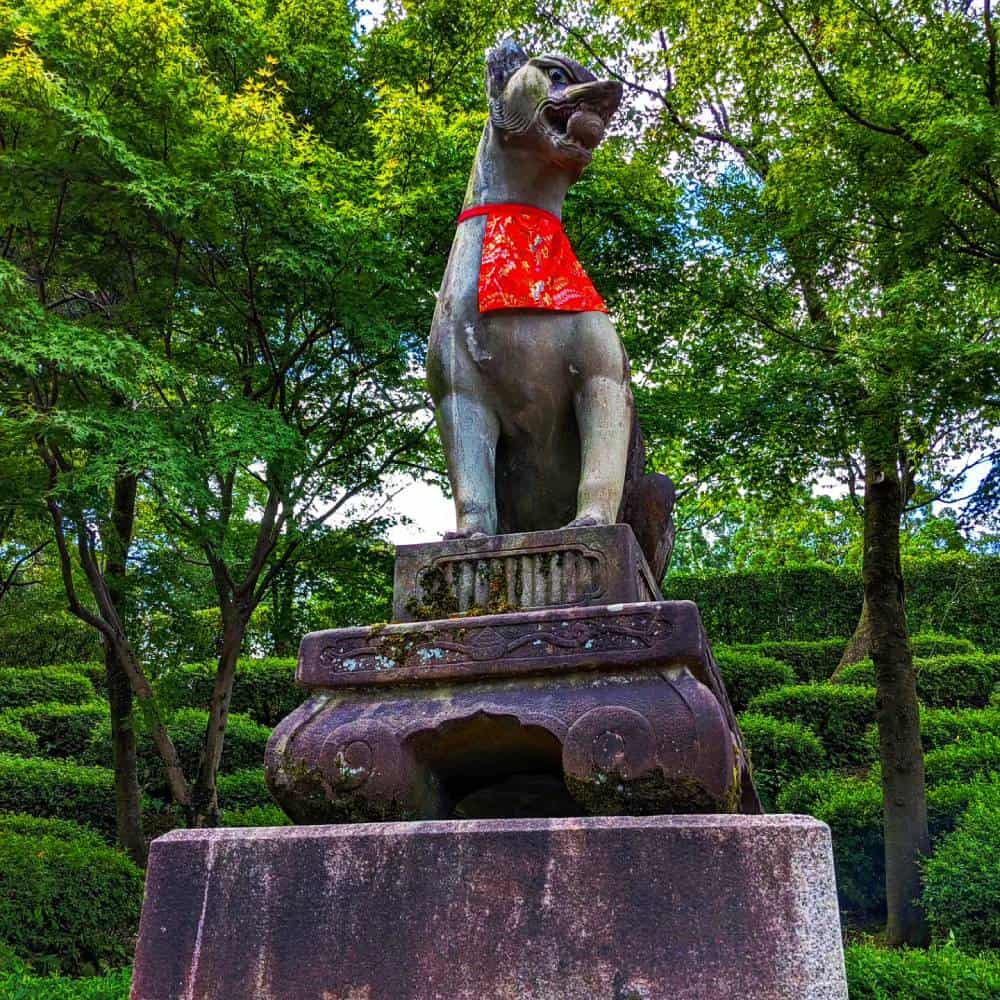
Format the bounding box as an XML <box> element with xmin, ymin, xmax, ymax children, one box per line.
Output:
<box><xmin>131</xmin><ymin>815</ymin><xmax>847</xmax><ymax>1000</ymax></box>
<box><xmin>392</xmin><ymin>524</ymin><xmax>661</xmax><ymax>622</ymax></box>
<box><xmin>297</xmin><ymin>599</ymin><xmax>703</xmax><ymax>688</ymax></box>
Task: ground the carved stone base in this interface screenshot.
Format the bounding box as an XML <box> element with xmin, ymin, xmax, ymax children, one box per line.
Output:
<box><xmin>265</xmin><ymin>600</ymin><xmax>758</xmax><ymax>821</ymax></box>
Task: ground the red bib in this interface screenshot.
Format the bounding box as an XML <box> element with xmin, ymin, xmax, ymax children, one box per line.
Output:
<box><xmin>458</xmin><ymin>202</ymin><xmax>607</xmax><ymax>314</ymax></box>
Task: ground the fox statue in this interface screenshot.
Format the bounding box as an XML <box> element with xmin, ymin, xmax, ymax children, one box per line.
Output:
<box><xmin>428</xmin><ymin>38</ymin><xmax>676</xmax><ymax>581</ymax></box>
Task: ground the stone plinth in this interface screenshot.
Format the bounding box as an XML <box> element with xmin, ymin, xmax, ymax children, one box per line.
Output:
<box><xmin>131</xmin><ymin>815</ymin><xmax>848</xmax><ymax>1000</ymax></box>
<box><xmin>392</xmin><ymin>524</ymin><xmax>661</xmax><ymax>622</ymax></box>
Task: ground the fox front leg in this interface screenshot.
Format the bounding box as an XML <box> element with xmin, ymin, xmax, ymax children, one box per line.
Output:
<box><xmin>435</xmin><ymin>391</ymin><xmax>500</xmax><ymax>538</ymax></box>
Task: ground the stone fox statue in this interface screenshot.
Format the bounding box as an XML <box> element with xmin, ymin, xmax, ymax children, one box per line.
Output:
<box><xmin>428</xmin><ymin>39</ymin><xmax>675</xmax><ymax>580</ymax></box>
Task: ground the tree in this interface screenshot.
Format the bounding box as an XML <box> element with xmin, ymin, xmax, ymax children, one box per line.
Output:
<box><xmin>537</xmin><ymin>0</ymin><xmax>1000</xmax><ymax>944</ymax></box>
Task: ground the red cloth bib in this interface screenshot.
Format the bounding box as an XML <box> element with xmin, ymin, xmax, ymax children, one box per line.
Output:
<box><xmin>458</xmin><ymin>202</ymin><xmax>607</xmax><ymax>314</ymax></box>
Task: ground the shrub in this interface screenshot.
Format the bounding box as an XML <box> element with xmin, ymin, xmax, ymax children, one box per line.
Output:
<box><xmin>0</xmin><ymin>668</ymin><xmax>93</xmax><ymax>711</ymax></box>
<box><xmin>84</xmin><ymin>708</ymin><xmax>270</xmax><ymax>796</ymax></box>
<box><xmin>725</xmin><ymin>639</ymin><xmax>846</xmax><ymax>683</ymax></box>
<box><xmin>0</xmin><ymin>613</ymin><xmax>102</xmax><ymax>668</ymax></box>
<box><xmin>924</xmin><ymin>784</ymin><xmax>1000</xmax><ymax>951</ymax></box>
<box><xmin>0</xmin><ymin>830</ymin><xmax>142</xmax><ymax>975</ymax></box>
<box><xmin>911</xmin><ymin>633</ymin><xmax>978</xmax><ymax>658</ymax></box>
<box><xmin>0</xmin><ymin>969</ymin><xmax>132</xmax><ymax>1000</ymax></box>
<box><xmin>737</xmin><ymin>713</ymin><xmax>825</xmax><ymax>810</ymax></box>
<box><xmin>844</xmin><ymin>942</ymin><xmax>1000</xmax><ymax>1000</ymax></box>
<box><xmin>835</xmin><ymin>654</ymin><xmax>1000</xmax><ymax>708</ymax></box>
<box><xmin>157</xmin><ymin>657</ymin><xmax>298</xmax><ymax>726</ymax></box>
<box><xmin>924</xmin><ymin>733</ymin><xmax>1000</xmax><ymax>786</ymax></box>
<box><xmin>746</xmin><ymin>683</ymin><xmax>877</xmax><ymax>765</ymax></box>
<box><xmin>864</xmin><ymin>706</ymin><xmax>1000</xmax><ymax>754</ymax></box>
<box><xmin>778</xmin><ymin>773</ymin><xmax>992</xmax><ymax>915</ymax></box>
<box><xmin>0</xmin><ymin>754</ymin><xmax>117</xmax><ymax>837</ymax></box>
<box><xmin>221</xmin><ymin>803</ymin><xmax>290</xmax><ymax>827</ymax></box>
<box><xmin>0</xmin><ymin>812</ymin><xmax>107</xmax><ymax>850</ymax></box>
<box><xmin>0</xmin><ymin>717</ymin><xmax>37</xmax><ymax>756</ymax></box>
<box><xmin>218</xmin><ymin>767</ymin><xmax>273</xmax><ymax>810</ymax></box>
<box><xmin>50</xmin><ymin>661</ymin><xmax>106</xmax><ymax>696</ymax></box>
<box><xmin>5</xmin><ymin>702</ymin><xmax>107</xmax><ymax>759</ymax></box>
<box><xmin>714</xmin><ymin>650</ymin><xmax>794</xmax><ymax>711</ymax></box>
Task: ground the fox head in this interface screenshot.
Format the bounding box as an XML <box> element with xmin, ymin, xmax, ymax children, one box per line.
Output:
<box><xmin>486</xmin><ymin>38</ymin><xmax>623</xmax><ymax>171</ymax></box>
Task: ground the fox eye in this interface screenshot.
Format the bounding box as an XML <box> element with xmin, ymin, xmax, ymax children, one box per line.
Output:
<box><xmin>548</xmin><ymin>67</ymin><xmax>569</xmax><ymax>86</ymax></box>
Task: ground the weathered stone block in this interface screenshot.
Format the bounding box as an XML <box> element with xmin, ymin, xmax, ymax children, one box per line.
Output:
<box><xmin>392</xmin><ymin>524</ymin><xmax>661</xmax><ymax>621</ymax></box>
<box><xmin>131</xmin><ymin>815</ymin><xmax>848</xmax><ymax>1000</ymax></box>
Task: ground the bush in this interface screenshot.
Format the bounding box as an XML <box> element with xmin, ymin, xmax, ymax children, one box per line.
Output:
<box><xmin>84</xmin><ymin>708</ymin><xmax>270</xmax><ymax>796</ymax></box>
<box><xmin>0</xmin><ymin>668</ymin><xmax>94</xmax><ymax>711</ymax></box>
<box><xmin>0</xmin><ymin>830</ymin><xmax>142</xmax><ymax>975</ymax></box>
<box><xmin>725</xmin><ymin>639</ymin><xmax>846</xmax><ymax>683</ymax></box>
<box><xmin>49</xmin><ymin>661</ymin><xmax>106</xmax><ymax>696</ymax></box>
<box><xmin>924</xmin><ymin>784</ymin><xmax>1000</xmax><ymax>951</ymax></box>
<box><xmin>844</xmin><ymin>943</ymin><xmax>1000</xmax><ymax>1000</ymax></box>
<box><xmin>218</xmin><ymin>767</ymin><xmax>273</xmax><ymax>810</ymax></box>
<box><xmin>0</xmin><ymin>970</ymin><xmax>132</xmax><ymax>1000</ymax></box>
<box><xmin>737</xmin><ymin>713</ymin><xmax>825</xmax><ymax>810</ymax></box>
<box><xmin>835</xmin><ymin>654</ymin><xmax>1000</xmax><ymax>708</ymax></box>
<box><xmin>5</xmin><ymin>702</ymin><xmax>107</xmax><ymax>759</ymax></box>
<box><xmin>714</xmin><ymin>650</ymin><xmax>794</xmax><ymax>711</ymax></box>
<box><xmin>746</xmin><ymin>683</ymin><xmax>877</xmax><ymax>765</ymax></box>
<box><xmin>0</xmin><ymin>812</ymin><xmax>107</xmax><ymax>849</ymax></box>
<box><xmin>911</xmin><ymin>633</ymin><xmax>979</xmax><ymax>658</ymax></box>
<box><xmin>924</xmin><ymin>733</ymin><xmax>1000</xmax><ymax>786</ymax></box>
<box><xmin>0</xmin><ymin>614</ymin><xmax>102</xmax><ymax>668</ymax></box>
<box><xmin>157</xmin><ymin>657</ymin><xmax>298</xmax><ymax>726</ymax></box>
<box><xmin>221</xmin><ymin>803</ymin><xmax>290</xmax><ymax>827</ymax></box>
<box><xmin>0</xmin><ymin>754</ymin><xmax>117</xmax><ymax>837</ymax></box>
<box><xmin>864</xmin><ymin>706</ymin><xmax>1000</xmax><ymax>754</ymax></box>
<box><xmin>0</xmin><ymin>717</ymin><xmax>37</xmax><ymax>756</ymax></box>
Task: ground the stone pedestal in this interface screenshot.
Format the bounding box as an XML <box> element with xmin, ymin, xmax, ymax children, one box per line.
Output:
<box><xmin>131</xmin><ymin>815</ymin><xmax>848</xmax><ymax>1000</ymax></box>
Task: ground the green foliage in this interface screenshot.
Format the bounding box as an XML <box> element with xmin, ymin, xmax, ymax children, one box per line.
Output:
<box><xmin>85</xmin><ymin>709</ymin><xmax>269</xmax><ymax>796</ymax></box>
<box><xmin>221</xmin><ymin>804</ymin><xmax>290</xmax><ymax>827</ymax></box>
<box><xmin>0</xmin><ymin>969</ymin><xmax>131</xmax><ymax>1000</ymax></box>
<box><xmin>837</xmin><ymin>653</ymin><xmax>1000</xmax><ymax>708</ymax></box>
<box><xmin>864</xmin><ymin>707</ymin><xmax>1000</xmax><ymax>755</ymax></box>
<box><xmin>0</xmin><ymin>717</ymin><xmax>38</xmax><ymax>756</ymax></box>
<box><xmin>0</xmin><ymin>830</ymin><xmax>142</xmax><ymax>975</ymax></box>
<box><xmin>714</xmin><ymin>649</ymin><xmax>794</xmax><ymax>712</ymax></box>
<box><xmin>157</xmin><ymin>658</ymin><xmax>297</xmax><ymax>726</ymax></box>
<box><xmin>669</xmin><ymin>557</ymin><xmax>1000</xmax><ymax>649</ymax></box>
<box><xmin>723</xmin><ymin>639</ymin><xmax>847</xmax><ymax>683</ymax></box>
<box><xmin>217</xmin><ymin>767</ymin><xmax>273</xmax><ymax>811</ymax></box>
<box><xmin>0</xmin><ymin>754</ymin><xmax>117</xmax><ymax>837</ymax></box>
<box><xmin>4</xmin><ymin>702</ymin><xmax>107</xmax><ymax>759</ymax></box>
<box><xmin>778</xmin><ymin>772</ymin><xmax>989</xmax><ymax>915</ymax></box>
<box><xmin>924</xmin><ymin>734</ymin><xmax>1000</xmax><ymax>786</ymax></box>
<box><xmin>737</xmin><ymin>712</ymin><xmax>825</xmax><ymax>810</ymax></box>
<box><xmin>924</xmin><ymin>785</ymin><xmax>1000</xmax><ymax>951</ymax></box>
<box><xmin>844</xmin><ymin>943</ymin><xmax>1000</xmax><ymax>1000</ymax></box>
<box><xmin>0</xmin><ymin>668</ymin><xmax>94</xmax><ymax>711</ymax></box>
<box><xmin>0</xmin><ymin>811</ymin><xmax>107</xmax><ymax>849</ymax></box>
<box><xmin>746</xmin><ymin>683</ymin><xmax>876</xmax><ymax>766</ymax></box>
<box><xmin>0</xmin><ymin>616</ymin><xmax>102</xmax><ymax>669</ymax></box>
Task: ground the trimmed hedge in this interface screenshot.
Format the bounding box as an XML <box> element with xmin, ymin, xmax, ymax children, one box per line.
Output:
<box><xmin>844</xmin><ymin>943</ymin><xmax>1000</xmax><ymax>999</ymax></box>
<box><xmin>0</xmin><ymin>754</ymin><xmax>117</xmax><ymax>838</ymax></box>
<box><xmin>0</xmin><ymin>613</ymin><xmax>102</xmax><ymax>669</ymax></box>
<box><xmin>0</xmin><ymin>811</ymin><xmax>107</xmax><ymax>849</ymax></box>
<box><xmin>84</xmin><ymin>708</ymin><xmax>270</xmax><ymax>796</ymax></box>
<box><xmin>48</xmin><ymin>661</ymin><xmax>106</xmax><ymax>696</ymax></box>
<box><xmin>157</xmin><ymin>658</ymin><xmax>298</xmax><ymax>726</ymax></box>
<box><xmin>0</xmin><ymin>830</ymin><xmax>142</xmax><ymax>974</ymax></box>
<box><xmin>837</xmin><ymin>654</ymin><xmax>1000</xmax><ymax>708</ymax></box>
<box><xmin>714</xmin><ymin>650</ymin><xmax>794</xmax><ymax>711</ymax></box>
<box><xmin>4</xmin><ymin>702</ymin><xmax>107</xmax><ymax>759</ymax></box>
<box><xmin>218</xmin><ymin>767</ymin><xmax>273</xmax><ymax>810</ymax></box>
<box><xmin>737</xmin><ymin>712</ymin><xmax>826</xmax><ymax>810</ymax></box>
<box><xmin>777</xmin><ymin>773</ymin><xmax>989</xmax><ymax>915</ymax></box>
<box><xmin>668</xmin><ymin>554</ymin><xmax>1000</xmax><ymax>648</ymax></box>
<box><xmin>0</xmin><ymin>717</ymin><xmax>37</xmax><ymax>756</ymax></box>
<box><xmin>0</xmin><ymin>970</ymin><xmax>131</xmax><ymax>1000</ymax></box>
<box><xmin>924</xmin><ymin>734</ymin><xmax>1000</xmax><ymax>786</ymax></box>
<box><xmin>924</xmin><ymin>785</ymin><xmax>1000</xmax><ymax>951</ymax></box>
<box><xmin>0</xmin><ymin>668</ymin><xmax>94</xmax><ymax>711</ymax></box>
<box><xmin>745</xmin><ymin>683</ymin><xmax>877</xmax><ymax>766</ymax></box>
<box><xmin>863</xmin><ymin>706</ymin><xmax>1000</xmax><ymax>755</ymax></box>
<box><xmin>221</xmin><ymin>803</ymin><xmax>290</xmax><ymax>827</ymax></box>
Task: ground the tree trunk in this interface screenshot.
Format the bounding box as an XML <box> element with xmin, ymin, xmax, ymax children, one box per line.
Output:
<box><xmin>103</xmin><ymin>475</ymin><xmax>146</xmax><ymax>865</ymax></box>
<box><xmin>863</xmin><ymin>454</ymin><xmax>930</xmax><ymax>946</ymax></box>
<box><xmin>191</xmin><ymin>605</ymin><xmax>250</xmax><ymax>826</ymax></box>
<box><xmin>833</xmin><ymin>595</ymin><xmax>872</xmax><ymax>676</ymax></box>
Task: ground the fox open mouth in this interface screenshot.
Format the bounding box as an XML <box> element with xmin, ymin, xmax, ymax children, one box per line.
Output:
<box><xmin>542</xmin><ymin>102</ymin><xmax>607</xmax><ymax>156</ymax></box>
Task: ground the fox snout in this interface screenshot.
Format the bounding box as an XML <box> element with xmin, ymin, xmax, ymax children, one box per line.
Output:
<box><xmin>563</xmin><ymin>80</ymin><xmax>624</xmax><ymax>121</ymax></box>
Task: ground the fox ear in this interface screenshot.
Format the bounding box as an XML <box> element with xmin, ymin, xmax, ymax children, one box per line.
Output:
<box><xmin>486</xmin><ymin>37</ymin><xmax>528</xmax><ymax>104</ymax></box>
